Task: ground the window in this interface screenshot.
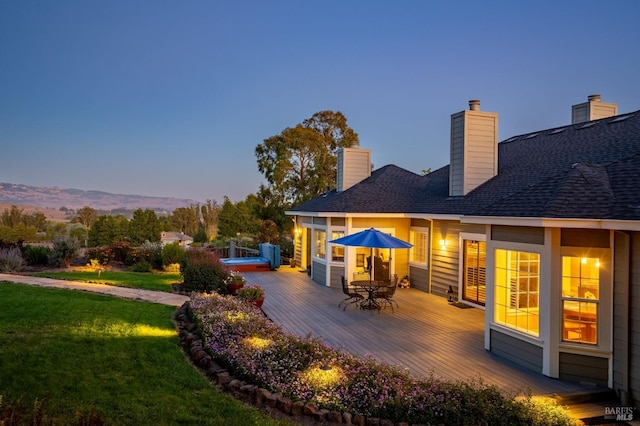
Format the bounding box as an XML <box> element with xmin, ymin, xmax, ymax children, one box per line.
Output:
<box><xmin>314</xmin><ymin>230</ymin><xmax>326</xmax><ymax>259</ymax></box>
<box><xmin>331</xmin><ymin>231</ymin><xmax>344</xmax><ymax>261</ymax></box>
<box><xmin>562</xmin><ymin>256</ymin><xmax>599</xmax><ymax>344</ymax></box>
<box><xmin>494</xmin><ymin>249</ymin><xmax>540</xmax><ymax>336</ymax></box>
<box><xmin>409</xmin><ymin>229</ymin><xmax>428</xmax><ymax>265</ymax></box>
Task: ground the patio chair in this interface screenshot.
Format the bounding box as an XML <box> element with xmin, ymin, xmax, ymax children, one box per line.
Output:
<box><xmin>376</xmin><ymin>274</ymin><xmax>399</xmax><ymax>312</ymax></box>
<box><xmin>339</xmin><ymin>276</ymin><xmax>365</xmax><ymax>310</ymax></box>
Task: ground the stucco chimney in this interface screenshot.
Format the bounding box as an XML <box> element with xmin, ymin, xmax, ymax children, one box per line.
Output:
<box><xmin>449</xmin><ymin>100</ymin><xmax>499</xmax><ymax>197</ymax></box>
<box><xmin>337</xmin><ymin>144</ymin><xmax>371</xmax><ymax>192</ymax></box>
<box><xmin>571</xmin><ymin>94</ymin><xmax>618</xmax><ymax>124</ymax></box>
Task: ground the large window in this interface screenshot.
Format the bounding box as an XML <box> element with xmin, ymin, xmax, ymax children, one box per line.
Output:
<box><xmin>409</xmin><ymin>229</ymin><xmax>428</xmax><ymax>265</ymax></box>
<box><xmin>494</xmin><ymin>249</ymin><xmax>540</xmax><ymax>336</ymax></box>
<box><xmin>562</xmin><ymin>256</ymin><xmax>599</xmax><ymax>345</ymax></box>
<box><xmin>331</xmin><ymin>231</ymin><xmax>344</xmax><ymax>261</ymax></box>
<box><xmin>314</xmin><ymin>230</ymin><xmax>326</xmax><ymax>259</ymax></box>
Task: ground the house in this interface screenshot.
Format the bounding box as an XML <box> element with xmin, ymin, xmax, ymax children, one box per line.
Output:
<box><xmin>160</xmin><ymin>231</ymin><xmax>193</xmax><ymax>247</ymax></box>
<box><xmin>287</xmin><ymin>95</ymin><xmax>640</xmax><ymax>407</ymax></box>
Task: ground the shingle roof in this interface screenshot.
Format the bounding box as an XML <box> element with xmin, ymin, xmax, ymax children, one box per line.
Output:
<box><xmin>291</xmin><ymin>110</ymin><xmax>640</xmax><ymax>220</ymax></box>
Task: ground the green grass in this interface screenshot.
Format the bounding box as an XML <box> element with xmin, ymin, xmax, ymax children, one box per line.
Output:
<box><xmin>0</xmin><ymin>282</ymin><xmax>293</xmax><ymax>426</ymax></box>
<box><xmin>30</xmin><ymin>270</ymin><xmax>181</xmax><ymax>293</ymax></box>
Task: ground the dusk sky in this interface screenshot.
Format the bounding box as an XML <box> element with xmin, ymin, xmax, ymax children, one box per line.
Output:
<box><xmin>1</xmin><ymin>1</ymin><xmax>639</xmax><ymax>204</ymax></box>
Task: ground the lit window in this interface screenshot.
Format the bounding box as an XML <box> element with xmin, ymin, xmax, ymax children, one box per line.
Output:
<box><xmin>409</xmin><ymin>229</ymin><xmax>428</xmax><ymax>266</ymax></box>
<box><xmin>494</xmin><ymin>249</ymin><xmax>539</xmax><ymax>336</ymax></box>
<box><xmin>562</xmin><ymin>256</ymin><xmax>599</xmax><ymax>344</ymax></box>
<box><xmin>314</xmin><ymin>230</ymin><xmax>326</xmax><ymax>259</ymax></box>
<box><xmin>331</xmin><ymin>231</ymin><xmax>344</xmax><ymax>262</ymax></box>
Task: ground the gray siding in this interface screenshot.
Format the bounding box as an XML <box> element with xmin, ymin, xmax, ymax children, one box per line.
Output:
<box><xmin>449</xmin><ymin>113</ymin><xmax>465</xmax><ymax>196</ymax></box>
<box><xmin>330</xmin><ymin>265</ymin><xmax>345</xmax><ymax>288</ymax></box>
<box><xmin>431</xmin><ymin>221</ymin><xmax>485</xmax><ymax>298</ymax></box>
<box><xmin>491</xmin><ymin>225</ymin><xmax>545</xmax><ymax>245</ymax></box>
<box><xmin>409</xmin><ymin>266</ymin><xmax>429</xmax><ymax>292</ymax></box>
<box><xmin>561</xmin><ymin>228</ymin><xmax>610</xmax><ymax>248</ymax></box>
<box><xmin>630</xmin><ymin>233</ymin><xmax>640</xmax><ymax>407</ymax></box>
<box><xmin>410</xmin><ymin>218</ymin><xmax>431</xmax><ymax>228</ymax></box>
<box><xmin>559</xmin><ymin>352</ymin><xmax>608</xmax><ymax>386</ymax></box>
<box><xmin>311</xmin><ymin>260</ymin><xmax>326</xmax><ymax>286</ymax></box>
<box><xmin>431</xmin><ymin>220</ymin><xmax>460</xmax><ymax>298</ymax></box>
<box><xmin>490</xmin><ymin>329</ymin><xmax>543</xmax><ymax>373</ymax></box>
<box><xmin>331</xmin><ymin>217</ymin><xmax>346</xmax><ymax>227</ymax></box>
<box><xmin>313</xmin><ymin>217</ymin><xmax>327</xmax><ymax>225</ymax></box>
<box><xmin>613</xmin><ymin>232</ymin><xmax>630</xmax><ymax>399</ymax></box>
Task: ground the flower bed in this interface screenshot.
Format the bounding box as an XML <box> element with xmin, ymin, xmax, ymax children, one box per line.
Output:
<box><xmin>189</xmin><ymin>293</ymin><xmax>575</xmax><ymax>425</ymax></box>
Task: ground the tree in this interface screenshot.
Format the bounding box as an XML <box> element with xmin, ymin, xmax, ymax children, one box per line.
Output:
<box><xmin>255</xmin><ymin>110</ymin><xmax>359</xmax><ymax>206</ymax></box>
<box><xmin>0</xmin><ymin>205</ymin><xmax>24</xmax><ymax>228</ymax></box>
<box><xmin>200</xmin><ymin>199</ymin><xmax>220</xmax><ymax>241</ymax></box>
<box><xmin>129</xmin><ymin>208</ymin><xmax>161</xmax><ymax>245</ymax></box>
<box><xmin>217</xmin><ymin>196</ymin><xmax>261</xmax><ymax>239</ymax></box>
<box><xmin>88</xmin><ymin>215</ymin><xmax>129</xmax><ymax>246</ymax></box>
<box><xmin>75</xmin><ymin>206</ymin><xmax>98</xmax><ymax>227</ymax></box>
<box><xmin>171</xmin><ymin>205</ymin><xmax>199</xmax><ymax>236</ymax></box>
<box><xmin>23</xmin><ymin>212</ymin><xmax>47</xmax><ymax>232</ymax></box>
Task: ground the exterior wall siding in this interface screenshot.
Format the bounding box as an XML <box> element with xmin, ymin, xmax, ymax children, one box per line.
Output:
<box><xmin>331</xmin><ymin>217</ymin><xmax>346</xmax><ymax>227</ymax></box>
<box><xmin>490</xmin><ymin>329</ymin><xmax>543</xmax><ymax>373</ymax></box>
<box><xmin>449</xmin><ymin>114</ymin><xmax>465</xmax><ymax>196</ymax></box>
<box><xmin>630</xmin><ymin>233</ymin><xmax>640</xmax><ymax>407</ymax></box>
<box><xmin>613</xmin><ymin>231</ymin><xmax>630</xmax><ymax>401</ymax></box>
<box><xmin>559</xmin><ymin>353</ymin><xmax>608</xmax><ymax>386</ymax></box>
<box><xmin>491</xmin><ymin>225</ymin><xmax>545</xmax><ymax>245</ymax></box>
<box><xmin>337</xmin><ymin>148</ymin><xmax>371</xmax><ymax>192</ymax></box>
<box><xmin>430</xmin><ymin>221</ymin><xmax>485</xmax><ymax>299</ymax></box>
<box><xmin>312</xmin><ymin>261</ymin><xmax>326</xmax><ymax>286</ymax></box>
<box><xmin>409</xmin><ymin>266</ymin><xmax>429</xmax><ymax>292</ymax></box>
<box><xmin>330</xmin><ymin>266</ymin><xmax>345</xmax><ymax>288</ymax></box>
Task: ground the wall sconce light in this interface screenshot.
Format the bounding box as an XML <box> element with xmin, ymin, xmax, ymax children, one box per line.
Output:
<box><xmin>439</xmin><ymin>239</ymin><xmax>447</xmax><ymax>249</ymax></box>
<box><xmin>447</xmin><ymin>285</ymin><xmax>454</xmax><ymax>303</ymax></box>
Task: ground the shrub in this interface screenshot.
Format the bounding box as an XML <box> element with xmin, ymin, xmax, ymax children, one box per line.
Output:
<box><xmin>162</xmin><ymin>242</ymin><xmax>185</xmax><ymax>267</ymax></box>
<box><xmin>129</xmin><ymin>260</ymin><xmax>153</xmax><ymax>273</ymax></box>
<box><xmin>22</xmin><ymin>245</ymin><xmax>51</xmax><ymax>266</ymax></box>
<box><xmin>190</xmin><ymin>293</ymin><xmax>576</xmax><ymax>426</ymax></box>
<box><xmin>86</xmin><ymin>246</ymin><xmax>113</xmax><ymax>265</ymax></box>
<box><xmin>138</xmin><ymin>241</ymin><xmax>163</xmax><ymax>270</ymax></box>
<box><xmin>181</xmin><ymin>248</ymin><xmax>228</xmax><ymax>293</ymax></box>
<box><xmin>237</xmin><ymin>285</ymin><xmax>265</xmax><ymax>301</ymax></box>
<box><xmin>110</xmin><ymin>241</ymin><xmax>136</xmax><ymax>265</ymax></box>
<box><xmin>0</xmin><ymin>246</ymin><xmax>24</xmax><ymax>272</ymax></box>
<box><xmin>50</xmin><ymin>236</ymin><xmax>80</xmax><ymax>268</ymax></box>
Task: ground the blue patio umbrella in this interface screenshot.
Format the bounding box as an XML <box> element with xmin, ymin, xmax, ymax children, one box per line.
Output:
<box><xmin>330</xmin><ymin>228</ymin><xmax>412</xmax><ymax>281</ymax></box>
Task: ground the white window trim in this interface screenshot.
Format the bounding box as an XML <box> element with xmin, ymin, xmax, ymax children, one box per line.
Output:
<box><xmin>409</xmin><ymin>226</ymin><xmax>430</xmax><ymax>269</ymax></box>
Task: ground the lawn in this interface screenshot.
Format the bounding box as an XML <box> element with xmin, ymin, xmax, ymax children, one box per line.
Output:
<box><xmin>30</xmin><ymin>270</ymin><xmax>181</xmax><ymax>293</ymax></box>
<box><xmin>0</xmin><ymin>281</ymin><xmax>293</xmax><ymax>426</ymax></box>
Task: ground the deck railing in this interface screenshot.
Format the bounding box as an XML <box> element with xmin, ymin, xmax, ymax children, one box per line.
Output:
<box><xmin>208</xmin><ymin>242</ymin><xmax>259</xmax><ymax>259</ymax></box>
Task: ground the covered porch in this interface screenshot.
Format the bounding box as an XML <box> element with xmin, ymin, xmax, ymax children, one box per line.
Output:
<box><xmin>243</xmin><ymin>266</ymin><xmax>590</xmax><ymax>396</ymax></box>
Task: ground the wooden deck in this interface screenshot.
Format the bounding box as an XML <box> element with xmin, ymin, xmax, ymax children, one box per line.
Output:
<box><xmin>243</xmin><ymin>267</ymin><xmax>590</xmax><ymax>396</ymax></box>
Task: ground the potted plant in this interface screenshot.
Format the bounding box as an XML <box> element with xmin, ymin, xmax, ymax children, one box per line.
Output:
<box><xmin>224</xmin><ymin>270</ymin><xmax>246</xmax><ymax>295</ymax></box>
<box><xmin>399</xmin><ymin>275</ymin><xmax>410</xmax><ymax>288</ymax></box>
<box><xmin>237</xmin><ymin>285</ymin><xmax>265</xmax><ymax>307</ymax></box>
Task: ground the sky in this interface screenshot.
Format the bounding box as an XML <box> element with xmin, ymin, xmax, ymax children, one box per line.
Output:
<box><xmin>1</xmin><ymin>1</ymin><xmax>639</xmax><ymax>204</ymax></box>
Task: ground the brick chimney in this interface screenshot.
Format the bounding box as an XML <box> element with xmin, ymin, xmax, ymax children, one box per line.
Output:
<box><xmin>336</xmin><ymin>140</ymin><xmax>371</xmax><ymax>192</ymax></box>
<box><xmin>571</xmin><ymin>94</ymin><xmax>618</xmax><ymax>124</ymax></box>
<box><xmin>449</xmin><ymin>100</ymin><xmax>499</xmax><ymax>197</ymax></box>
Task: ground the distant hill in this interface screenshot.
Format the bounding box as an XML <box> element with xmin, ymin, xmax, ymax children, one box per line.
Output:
<box><xmin>0</xmin><ymin>182</ymin><xmax>198</xmax><ymax>215</ymax></box>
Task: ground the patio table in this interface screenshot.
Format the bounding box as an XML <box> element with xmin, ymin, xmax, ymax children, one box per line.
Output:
<box><xmin>351</xmin><ymin>280</ymin><xmax>389</xmax><ymax>310</ymax></box>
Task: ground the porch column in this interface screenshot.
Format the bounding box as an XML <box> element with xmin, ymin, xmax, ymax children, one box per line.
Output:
<box><xmin>542</xmin><ymin>228</ymin><xmax>561</xmax><ymax>378</ymax></box>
